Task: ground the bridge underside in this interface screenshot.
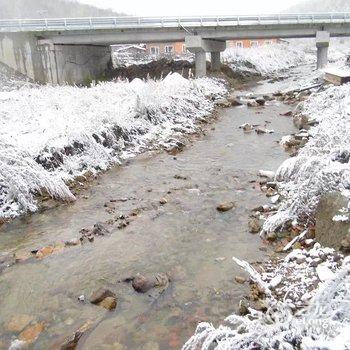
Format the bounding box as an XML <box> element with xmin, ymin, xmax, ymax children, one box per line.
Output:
<box><xmin>0</xmin><ymin>21</ymin><xmax>346</xmax><ymax>84</ymax></box>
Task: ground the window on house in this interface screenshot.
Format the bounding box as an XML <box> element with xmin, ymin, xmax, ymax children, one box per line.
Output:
<box><xmin>150</xmin><ymin>46</ymin><xmax>159</xmax><ymax>55</ymax></box>
<box><xmin>250</xmin><ymin>41</ymin><xmax>259</xmax><ymax>47</ymax></box>
<box><xmin>165</xmin><ymin>45</ymin><xmax>174</xmax><ymax>53</ymax></box>
<box><xmin>236</xmin><ymin>41</ymin><xmax>244</xmax><ymax>48</ymax></box>
<box><xmin>265</xmin><ymin>40</ymin><xmax>272</xmax><ymax>45</ymax></box>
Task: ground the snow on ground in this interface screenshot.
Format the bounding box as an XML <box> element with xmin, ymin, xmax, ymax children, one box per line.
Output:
<box><xmin>0</xmin><ymin>63</ymin><xmax>37</xmax><ymax>92</ymax></box>
<box><xmin>0</xmin><ymin>74</ymin><xmax>227</xmax><ymax>220</ymax></box>
<box><xmin>222</xmin><ymin>43</ymin><xmax>314</xmax><ymax>76</ymax></box>
<box><xmin>183</xmin><ymin>244</ymin><xmax>350</xmax><ymax>350</ymax></box>
<box><xmin>263</xmin><ymin>83</ymin><xmax>350</xmax><ymax>233</ymax></box>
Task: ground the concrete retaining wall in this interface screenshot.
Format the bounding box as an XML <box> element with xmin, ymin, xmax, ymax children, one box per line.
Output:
<box><xmin>53</xmin><ymin>44</ymin><xmax>111</xmax><ymax>85</ymax></box>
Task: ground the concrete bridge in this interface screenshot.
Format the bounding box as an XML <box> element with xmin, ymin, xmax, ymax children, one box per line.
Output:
<box><xmin>1</xmin><ymin>13</ymin><xmax>350</xmax><ymax>84</ymax></box>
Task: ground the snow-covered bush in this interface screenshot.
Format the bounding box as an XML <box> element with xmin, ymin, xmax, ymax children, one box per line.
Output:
<box><xmin>183</xmin><ymin>245</ymin><xmax>350</xmax><ymax>350</ymax></box>
<box><xmin>222</xmin><ymin>43</ymin><xmax>314</xmax><ymax>76</ymax></box>
<box><xmin>0</xmin><ymin>74</ymin><xmax>227</xmax><ymax>219</ymax></box>
<box><xmin>264</xmin><ymin>83</ymin><xmax>350</xmax><ymax>232</ymax></box>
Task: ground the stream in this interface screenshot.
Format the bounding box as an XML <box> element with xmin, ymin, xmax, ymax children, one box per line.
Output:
<box><xmin>0</xmin><ymin>68</ymin><xmax>305</xmax><ymax>349</ymax></box>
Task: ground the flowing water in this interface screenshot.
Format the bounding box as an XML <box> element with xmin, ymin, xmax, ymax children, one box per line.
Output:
<box><xmin>0</xmin><ymin>73</ymin><xmax>301</xmax><ymax>349</ymax></box>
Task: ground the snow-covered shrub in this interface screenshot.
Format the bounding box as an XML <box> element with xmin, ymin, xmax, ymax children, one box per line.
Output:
<box><xmin>183</xmin><ymin>245</ymin><xmax>350</xmax><ymax>350</ymax></box>
<box><xmin>264</xmin><ymin>84</ymin><xmax>350</xmax><ymax>232</ymax></box>
<box><xmin>222</xmin><ymin>43</ymin><xmax>314</xmax><ymax>76</ymax></box>
<box><xmin>0</xmin><ymin>74</ymin><xmax>227</xmax><ymax>219</ymax></box>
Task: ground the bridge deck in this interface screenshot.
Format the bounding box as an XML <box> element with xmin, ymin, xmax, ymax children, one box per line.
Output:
<box><xmin>1</xmin><ymin>13</ymin><xmax>350</xmax><ymax>33</ymax></box>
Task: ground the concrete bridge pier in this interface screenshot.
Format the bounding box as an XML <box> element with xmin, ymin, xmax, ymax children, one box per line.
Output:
<box><xmin>316</xmin><ymin>31</ymin><xmax>330</xmax><ymax>70</ymax></box>
<box><xmin>185</xmin><ymin>36</ymin><xmax>226</xmax><ymax>77</ymax></box>
<box><xmin>210</xmin><ymin>52</ymin><xmax>221</xmax><ymax>72</ymax></box>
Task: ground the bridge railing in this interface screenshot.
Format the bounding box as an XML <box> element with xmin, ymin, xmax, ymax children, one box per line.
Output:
<box><xmin>1</xmin><ymin>13</ymin><xmax>350</xmax><ymax>32</ymax></box>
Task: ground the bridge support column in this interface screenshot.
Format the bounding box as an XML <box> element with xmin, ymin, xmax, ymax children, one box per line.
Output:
<box><xmin>195</xmin><ymin>52</ymin><xmax>207</xmax><ymax>77</ymax></box>
<box><xmin>185</xmin><ymin>36</ymin><xmax>226</xmax><ymax>77</ymax></box>
<box><xmin>211</xmin><ymin>52</ymin><xmax>221</xmax><ymax>72</ymax></box>
<box><xmin>316</xmin><ymin>31</ymin><xmax>330</xmax><ymax>70</ymax></box>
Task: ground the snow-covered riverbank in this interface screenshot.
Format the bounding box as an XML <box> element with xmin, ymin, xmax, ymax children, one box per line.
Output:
<box><xmin>222</xmin><ymin>43</ymin><xmax>314</xmax><ymax>76</ymax></box>
<box><xmin>183</xmin><ymin>65</ymin><xmax>350</xmax><ymax>349</ymax></box>
<box><xmin>0</xmin><ymin>74</ymin><xmax>227</xmax><ymax>220</ymax></box>
<box><xmin>184</xmin><ymin>244</ymin><xmax>349</xmax><ymax>350</ymax></box>
<box><xmin>264</xmin><ymin>83</ymin><xmax>350</xmax><ymax>233</ymax></box>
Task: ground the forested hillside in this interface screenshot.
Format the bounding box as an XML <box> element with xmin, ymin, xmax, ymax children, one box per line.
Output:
<box><xmin>0</xmin><ymin>0</ymin><xmax>124</xmax><ymax>19</ymax></box>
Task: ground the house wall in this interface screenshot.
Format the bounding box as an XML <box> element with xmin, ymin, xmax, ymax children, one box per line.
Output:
<box><xmin>145</xmin><ymin>42</ymin><xmax>186</xmax><ymax>55</ymax></box>
<box><xmin>227</xmin><ymin>38</ymin><xmax>280</xmax><ymax>48</ymax></box>
<box><xmin>146</xmin><ymin>38</ymin><xmax>280</xmax><ymax>55</ymax></box>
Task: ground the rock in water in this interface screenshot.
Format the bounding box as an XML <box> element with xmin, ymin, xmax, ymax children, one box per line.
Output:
<box><xmin>234</xmin><ymin>276</ymin><xmax>246</xmax><ymax>284</ymax></box>
<box><xmin>98</xmin><ymin>297</ymin><xmax>117</xmax><ymax>311</ymax></box>
<box><xmin>89</xmin><ymin>288</ymin><xmax>116</xmax><ymax>304</ymax></box>
<box><xmin>255</xmin><ymin>97</ymin><xmax>266</xmax><ymax>106</ymax></box>
<box><xmin>248</xmin><ymin>218</ymin><xmax>262</xmax><ymax>234</ymax></box>
<box><xmin>159</xmin><ymin>198</ymin><xmax>168</xmax><ymax>205</ymax></box>
<box><xmin>217</xmin><ymin>202</ymin><xmax>235</xmax><ymax>212</ymax></box>
<box><xmin>227</xmin><ymin>96</ymin><xmax>243</xmax><ymax>106</ymax></box>
<box><xmin>132</xmin><ymin>274</ymin><xmax>156</xmax><ymax>293</ymax></box>
<box><xmin>19</xmin><ymin>322</ymin><xmax>45</xmax><ymax>343</ymax></box>
<box><xmin>35</xmin><ymin>246</ymin><xmax>54</xmax><ymax>259</ymax></box>
<box><xmin>60</xmin><ymin>320</ymin><xmax>94</xmax><ymax>350</ymax></box>
<box><xmin>92</xmin><ymin>223</ymin><xmax>109</xmax><ymax>236</ymax></box>
<box><xmin>7</xmin><ymin>315</ymin><xmax>33</xmax><ymax>333</ymax></box>
<box><xmin>247</xmin><ymin>100</ymin><xmax>259</xmax><ymax>107</ymax></box>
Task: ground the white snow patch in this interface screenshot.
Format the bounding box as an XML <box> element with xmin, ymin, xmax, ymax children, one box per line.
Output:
<box><xmin>0</xmin><ymin>74</ymin><xmax>227</xmax><ymax>219</ymax></box>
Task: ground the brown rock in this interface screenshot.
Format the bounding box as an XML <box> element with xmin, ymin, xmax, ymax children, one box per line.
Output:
<box><xmin>216</xmin><ymin>98</ymin><xmax>231</xmax><ymax>108</ymax></box>
<box><xmin>60</xmin><ymin>320</ymin><xmax>94</xmax><ymax>350</ymax></box>
<box><xmin>65</xmin><ymin>238</ymin><xmax>80</xmax><ymax>247</ymax></box>
<box><xmin>19</xmin><ymin>322</ymin><xmax>45</xmax><ymax>343</ymax></box>
<box><xmin>255</xmin><ymin>98</ymin><xmax>266</xmax><ymax>106</ymax></box>
<box><xmin>36</xmin><ymin>246</ymin><xmax>54</xmax><ymax>259</ymax></box>
<box><xmin>227</xmin><ymin>96</ymin><xmax>243</xmax><ymax>106</ymax></box>
<box><xmin>7</xmin><ymin>315</ymin><xmax>33</xmax><ymax>333</ymax></box>
<box><xmin>159</xmin><ymin>198</ymin><xmax>168</xmax><ymax>205</ymax></box>
<box><xmin>238</xmin><ymin>300</ymin><xmax>249</xmax><ymax>315</ymax></box>
<box><xmin>89</xmin><ymin>288</ymin><xmax>116</xmax><ymax>304</ymax></box>
<box><xmin>340</xmin><ymin>233</ymin><xmax>350</xmax><ymax>253</ymax></box>
<box><xmin>132</xmin><ymin>274</ymin><xmax>156</xmax><ymax>293</ymax></box>
<box><xmin>92</xmin><ymin>222</ymin><xmax>109</xmax><ymax>236</ymax></box>
<box><xmin>280</xmin><ymin>110</ymin><xmax>292</xmax><ymax>116</ymax></box>
<box><xmin>234</xmin><ymin>276</ymin><xmax>246</xmax><ymax>284</ymax></box>
<box><xmin>247</xmin><ymin>100</ymin><xmax>259</xmax><ymax>107</ymax></box>
<box><xmin>266</xmin><ymin>232</ymin><xmax>277</xmax><ymax>242</ymax></box>
<box><xmin>98</xmin><ymin>297</ymin><xmax>117</xmax><ymax>311</ymax></box>
<box><xmin>216</xmin><ymin>202</ymin><xmax>235</xmax><ymax>212</ymax></box>
<box><xmin>248</xmin><ymin>218</ymin><xmax>262</xmax><ymax>234</ymax></box>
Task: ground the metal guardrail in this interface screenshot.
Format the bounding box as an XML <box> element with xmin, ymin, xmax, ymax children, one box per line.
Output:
<box><xmin>0</xmin><ymin>13</ymin><xmax>350</xmax><ymax>33</ymax></box>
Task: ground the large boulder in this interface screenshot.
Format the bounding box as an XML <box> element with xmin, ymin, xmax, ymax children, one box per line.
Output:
<box><xmin>315</xmin><ymin>192</ymin><xmax>350</xmax><ymax>250</ymax></box>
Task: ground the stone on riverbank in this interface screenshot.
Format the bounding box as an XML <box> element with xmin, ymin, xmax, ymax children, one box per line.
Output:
<box><xmin>217</xmin><ymin>202</ymin><xmax>235</xmax><ymax>212</ymax></box>
<box><xmin>248</xmin><ymin>218</ymin><xmax>262</xmax><ymax>234</ymax></box>
<box><xmin>316</xmin><ymin>192</ymin><xmax>350</xmax><ymax>251</ymax></box>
